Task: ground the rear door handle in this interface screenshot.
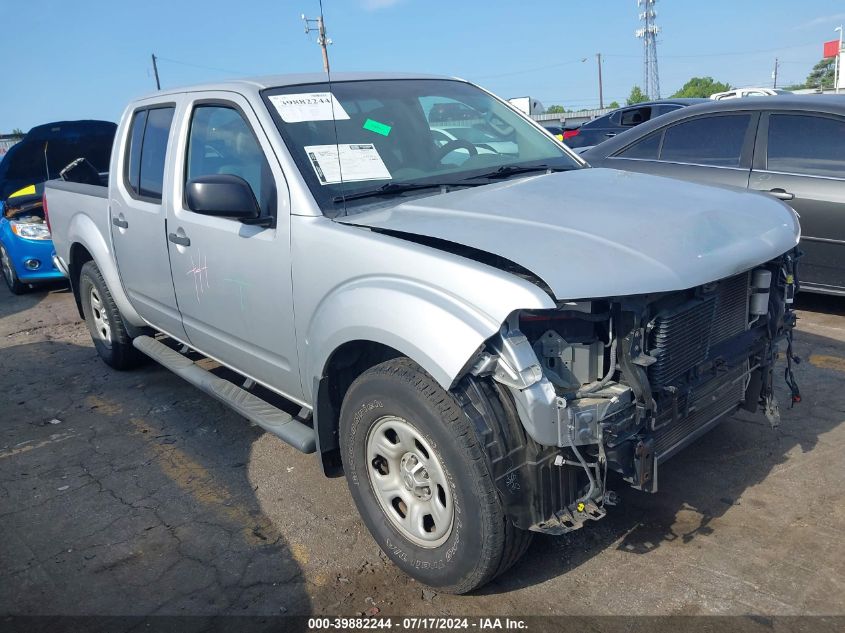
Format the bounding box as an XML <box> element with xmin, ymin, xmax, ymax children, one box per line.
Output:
<box><xmin>605</xmin><ymin>133</ymin><xmax>617</xmax><ymax>138</ymax></box>
<box><xmin>168</xmin><ymin>232</ymin><xmax>191</xmax><ymax>247</ymax></box>
<box><xmin>112</xmin><ymin>217</ymin><xmax>128</xmax><ymax>229</ymax></box>
<box><xmin>768</xmin><ymin>188</ymin><xmax>794</xmax><ymax>201</ymax></box>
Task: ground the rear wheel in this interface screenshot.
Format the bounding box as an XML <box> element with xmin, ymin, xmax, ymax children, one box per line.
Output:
<box><xmin>79</xmin><ymin>261</ymin><xmax>143</xmax><ymax>369</ymax></box>
<box><xmin>0</xmin><ymin>243</ymin><xmax>27</xmax><ymax>294</ymax></box>
<box><xmin>340</xmin><ymin>357</ymin><xmax>532</xmax><ymax>594</ymax></box>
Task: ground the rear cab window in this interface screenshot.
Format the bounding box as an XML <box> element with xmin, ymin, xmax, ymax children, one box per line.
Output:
<box><xmin>123</xmin><ymin>105</ymin><xmax>176</xmax><ymax>201</ymax></box>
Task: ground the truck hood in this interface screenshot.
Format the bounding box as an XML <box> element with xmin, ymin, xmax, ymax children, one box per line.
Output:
<box><xmin>338</xmin><ymin>168</ymin><xmax>800</xmax><ymax>300</ymax></box>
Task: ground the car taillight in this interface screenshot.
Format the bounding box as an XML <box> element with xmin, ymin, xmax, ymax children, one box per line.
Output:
<box><xmin>42</xmin><ymin>194</ymin><xmax>51</xmax><ymax>231</ymax></box>
<box><xmin>562</xmin><ymin>129</ymin><xmax>580</xmax><ymax>140</ymax></box>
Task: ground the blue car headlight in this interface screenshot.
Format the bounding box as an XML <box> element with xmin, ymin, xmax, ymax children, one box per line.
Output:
<box><xmin>10</xmin><ymin>221</ymin><xmax>51</xmax><ymax>240</ymax></box>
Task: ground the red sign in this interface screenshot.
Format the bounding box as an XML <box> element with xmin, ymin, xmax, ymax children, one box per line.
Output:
<box><xmin>824</xmin><ymin>39</ymin><xmax>840</xmax><ymax>58</ymax></box>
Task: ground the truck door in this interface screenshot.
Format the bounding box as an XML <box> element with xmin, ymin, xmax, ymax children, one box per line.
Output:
<box><xmin>110</xmin><ymin>103</ymin><xmax>187</xmax><ymax>339</ymax></box>
<box><xmin>165</xmin><ymin>93</ymin><xmax>303</xmax><ymax>402</ymax></box>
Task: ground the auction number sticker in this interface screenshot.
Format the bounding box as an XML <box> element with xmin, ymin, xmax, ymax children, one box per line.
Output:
<box><xmin>268</xmin><ymin>92</ymin><xmax>350</xmax><ymax>122</ymax></box>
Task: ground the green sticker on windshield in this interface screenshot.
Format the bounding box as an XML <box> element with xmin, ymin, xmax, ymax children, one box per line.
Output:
<box><xmin>363</xmin><ymin>118</ymin><xmax>392</xmax><ymax>136</ymax></box>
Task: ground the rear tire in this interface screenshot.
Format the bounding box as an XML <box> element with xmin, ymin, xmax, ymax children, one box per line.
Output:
<box><xmin>340</xmin><ymin>357</ymin><xmax>532</xmax><ymax>594</ymax></box>
<box><xmin>1</xmin><ymin>243</ymin><xmax>27</xmax><ymax>295</ymax></box>
<box><xmin>79</xmin><ymin>261</ymin><xmax>143</xmax><ymax>369</ymax></box>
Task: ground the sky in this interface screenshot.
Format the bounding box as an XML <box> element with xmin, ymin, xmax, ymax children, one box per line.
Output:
<box><xmin>1</xmin><ymin>0</ymin><xmax>843</xmax><ymax>131</ymax></box>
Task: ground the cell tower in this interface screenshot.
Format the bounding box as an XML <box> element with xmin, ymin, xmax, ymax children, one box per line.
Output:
<box><xmin>635</xmin><ymin>0</ymin><xmax>661</xmax><ymax>99</ymax></box>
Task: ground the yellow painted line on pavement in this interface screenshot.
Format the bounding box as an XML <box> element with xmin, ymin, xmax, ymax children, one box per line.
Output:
<box><xmin>809</xmin><ymin>354</ymin><xmax>845</xmax><ymax>373</ymax></box>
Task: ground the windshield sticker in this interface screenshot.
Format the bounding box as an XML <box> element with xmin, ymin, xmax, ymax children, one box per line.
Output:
<box><xmin>268</xmin><ymin>92</ymin><xmax>350</xmax><ymax>123</ymax></box>
<box><xmin>363</xmin><ymin>118</ymin><xmax>392</xmax><ymax>136</ymax></box>
<box><xmin>304</xmin><ymin>144</ymin><xmax>392</xmax><ymax>185</ymax></box>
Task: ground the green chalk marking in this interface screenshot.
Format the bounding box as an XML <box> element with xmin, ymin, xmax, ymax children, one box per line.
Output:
<box><xmin>363</xmin><ymin>118</ymin><xmax>391</xmax><ymax>136</ymax></box>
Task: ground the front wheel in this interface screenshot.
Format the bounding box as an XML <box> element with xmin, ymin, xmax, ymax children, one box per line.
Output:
<box><xmin>79</xmin><ymin>261</ymin><xmax>144</xmax><ymax>370</ymax></box>
<box><xmin>1</xmin><ymin>243</ymin><xmax>27</xmax><ymax>294</ymax></box>
<box><xmin>340</xmin><ymin>358</ymin><xmax>532</xmax><ymax>594</ymax></box>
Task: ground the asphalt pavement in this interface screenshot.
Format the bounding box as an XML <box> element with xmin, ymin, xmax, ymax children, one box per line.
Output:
<box><xmin>1</xmin><ymin>282</ymin><xmax>844</xmax><ymax>620</ymax></box>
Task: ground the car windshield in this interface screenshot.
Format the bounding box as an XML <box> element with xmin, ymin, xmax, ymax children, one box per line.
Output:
<box><xmin>261</xmin><ymin>79</ymin><xmax>581</xmax><ymax>215</ymax></box>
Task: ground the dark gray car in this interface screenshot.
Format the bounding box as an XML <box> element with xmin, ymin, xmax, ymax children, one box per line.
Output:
<box><xmin>563</xmin><ymin>98</ymin><xmax>708</xmax><ymax>149</ymax></box>
<box><xmin>582</xmin><ymin>95</ymin><xmax>845</xmax><ymax>295</ymax></box>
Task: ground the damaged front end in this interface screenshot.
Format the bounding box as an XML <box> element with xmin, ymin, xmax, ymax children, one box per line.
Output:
<box><xmin>467</xmin><ymin>250</ymin><xmax>801</xmax><ymax>535</ymax></box>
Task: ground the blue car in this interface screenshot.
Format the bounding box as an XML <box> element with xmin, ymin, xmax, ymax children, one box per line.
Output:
<box><xmin>0</xmin><ymin>120</ymin><xmax>115</xmax><ymax>294</ymax></box>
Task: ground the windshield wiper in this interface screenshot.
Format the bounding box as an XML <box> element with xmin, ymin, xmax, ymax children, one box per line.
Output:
<box><xmin>332</xmin><ymin>181</ymin><xmax>481</xmax><ymax>203</ymax></box>
<box><xmin>462</xmin><ymin>164</ymin><xmax>572</xmax><ymax>181</ymax></box>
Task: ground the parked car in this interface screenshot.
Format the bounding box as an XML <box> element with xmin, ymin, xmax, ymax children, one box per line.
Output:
<box><xmin>562</xmin><ymin>99</ymin><xmax>707</xmax><ymax>149</ymax></box>
<box><xmin>582</xmin><ymin>95</ymin><xmax>845</xmax><ymax>295</ymax></box>
<box><xmin>711</xmin><ymin>88</ymin><xmax>792</xmax><ymax>100</ymax></box>
<box><xmin>0</xmin><ymin>120</ymin><xmax>115</xmax><ymax>293</ymax></box>
<box><xmin>46</xmin><ymin>73</ymin><xmax>800</xmax><ymax>593</ymax></box>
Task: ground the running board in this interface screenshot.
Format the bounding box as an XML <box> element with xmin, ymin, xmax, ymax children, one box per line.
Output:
<box><xmin>132</xmin><ymin>335</ymin><xmax>316</xmax><ymax>453</ymax></box>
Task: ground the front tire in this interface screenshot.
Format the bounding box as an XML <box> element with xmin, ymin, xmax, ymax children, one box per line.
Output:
<box><xmin>1</xmin><ymin>243</ymin><xmax>27</xmax><ymax>294</ymax></box>
<box><xmin>340</xmin><ymin>358</ymin><xmax>532</xmax><ymax>594</ymax></box>
<box><xmin>79</xmin><ymin>261</ymin><xmax>143</xmax><ymax>369</ymax></box>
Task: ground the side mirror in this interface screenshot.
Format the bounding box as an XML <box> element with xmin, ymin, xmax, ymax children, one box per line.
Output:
<box><xmin>185</xmin><ymin>174</ymin><xmax>261</xmax><ymax>221</ymax></box>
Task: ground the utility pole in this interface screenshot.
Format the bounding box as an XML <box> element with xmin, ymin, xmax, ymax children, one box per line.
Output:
<box><xmin>772</xmin><ymin>57</ymin><xmax>779</xmax><ymax>89</ymax></box>
<box><xmin>151</xmin><ymin>54</ymin><xmax>161</xmax><ymax>90</ymax></box>
<box><xmin>596</xmin><ymin>53</ymin><xmax>604</xmax><ymax>109</ymax></box>
<box><xmin>836</xmin><ymin>26</ymin><xmax>843</xmax><ymax>94</ymax></box>
<box><xmin>302</xmin><ymin>13</ymin><xmax>332</xmax><ymax>73</ymax></box>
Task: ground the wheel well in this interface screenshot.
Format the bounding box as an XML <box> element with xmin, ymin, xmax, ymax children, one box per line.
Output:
<box><xmin>68</xmin><ymin>243</ymin><xmax>94</xmax><ymax>318</ymax></box>
<box><xmin>316</xmin><ymin>340</ymin><xmax>402</xmax><ymax>476</ymax></box>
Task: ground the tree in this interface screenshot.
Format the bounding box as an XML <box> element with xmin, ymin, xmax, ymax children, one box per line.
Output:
<box><xmin>545</xmin><ymin>105</ymin><xmax>566</xmax><ymax>114</ymax></box>
<box><xmin>626</xmin><ymin>86</ymin><xmax>649</xmax><ymax>105</ymax></box>
<box><xmin>670</xmin><ymin>77</ymin><xmax>731</xmax><ymax>98</ymax></box>
<box><xmin>10</xmin><ymin>128</ymin><xmax>24</xmax><ymax>139</ymax></box>
<box><xmin>607</xmin><ymin>100</ymin><xmax>620</xmax><ymax>109</ymax></box>
<box><xmin>805</xmin><ymin>58</ymin><xmax>835</xmax><ymax>90</ymax></box>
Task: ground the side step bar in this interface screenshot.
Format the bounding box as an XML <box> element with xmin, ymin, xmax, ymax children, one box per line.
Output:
<box><xmin>133</xmin><ymin>335</ymin><xmax>316</xmax><ymax>453</ymax></box>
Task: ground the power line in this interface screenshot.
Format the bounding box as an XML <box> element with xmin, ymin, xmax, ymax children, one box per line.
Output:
<box><xmin>154</xmin><ymin>56</ymin><xmax>250</xmax><ymax>76</ymax></box>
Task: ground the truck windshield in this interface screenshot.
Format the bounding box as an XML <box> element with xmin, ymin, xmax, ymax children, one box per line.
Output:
<box><xmin>261</xmin><ymin>79</ymin><xmax>581</xmax><ymax>215</ymax></box>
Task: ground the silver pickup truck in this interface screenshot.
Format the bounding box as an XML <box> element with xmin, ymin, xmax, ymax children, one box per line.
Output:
<box><xmin>46</xmin><ymin>72</ymin><xmax>801</xmax><ymax>593</ymax></box>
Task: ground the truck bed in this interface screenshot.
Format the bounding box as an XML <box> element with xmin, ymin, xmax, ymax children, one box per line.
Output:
<box><xmin>45</xmin><ymin>179</ymin><xmax>110</xmax><ymax>271</ymax></box>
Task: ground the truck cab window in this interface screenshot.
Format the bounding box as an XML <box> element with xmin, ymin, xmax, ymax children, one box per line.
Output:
<box><xmin>138</xmin><ymin>107</ymin><xmax>175</xmax><ymax>200</ymax></box>
<box><xmin>186</xmin><ymin>105</ymin><xmax>275</xmax><ymax>216</ymax></box>
<box><xmin>125</xmin><ymin>110</ymin><xmax>148</xmax><ymax>195</ymax></box>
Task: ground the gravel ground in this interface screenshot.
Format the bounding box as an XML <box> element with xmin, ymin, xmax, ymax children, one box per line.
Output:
<box><xmin>1</xmin><ymin>281</ymin><xmax>844</xmax><ymax>620</ymax></box>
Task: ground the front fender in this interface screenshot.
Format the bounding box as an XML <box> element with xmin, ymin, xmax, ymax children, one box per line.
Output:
<box><xmin>306</xmin><ymin>274</ymin><xmax>552</xmax><ymax>395</ymax></box>
<box><xmin>66</xmin><ymin>212</ymin><xmax>144</xmax><ymax>327</ymax></box>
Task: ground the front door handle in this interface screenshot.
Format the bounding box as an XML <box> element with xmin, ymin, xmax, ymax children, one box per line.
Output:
<box><xmin>768</xmin><ymin>188</ymin><xmax>795</xmax><ymax>201</ymax></box>
<box><xmin>605</xmin><ymin>132</ymin><xmax>617</xmax><ymax>138</ymax></box>
<box><xmin>112</xmin><ymin>217</ymin><xmax>128</xmax><ymax>229</ymax></box>
<box><xmin>168</xmin><ymin>232</ymin><xmax>191</xmax><ymax>247</ymax></box>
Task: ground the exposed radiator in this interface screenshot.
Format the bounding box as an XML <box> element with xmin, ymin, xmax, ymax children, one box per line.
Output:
<box><xmin>653</xmin><ymin>363</ymin><xmax>746</xmax><ymax>458</ymax></box>
<box><xmin>648</xmin><ymin>273</ymin><xmax>750</xmax><ymax>389</ymax></box>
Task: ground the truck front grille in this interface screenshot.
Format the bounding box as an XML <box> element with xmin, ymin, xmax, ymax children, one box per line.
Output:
<box><xmin>648</xmin><ymin>273</ymin><xmax>749</xmax><ymax>389</ymax></box>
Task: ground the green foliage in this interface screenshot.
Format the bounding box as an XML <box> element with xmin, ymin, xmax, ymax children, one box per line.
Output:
<box><xmin>626</xmin><ymin>86</ymin><xmax>649</xmax><ymax>105</ymax></box>
<box><xmin>607</xmin><ymin>100</ymin><xmax>620</xmax><ymax>109</ymax></box>
<box><xmin>783</xmin><ymin>58</ymin><xmax>835</xmax><ymax>91</ymax></box>
<box><xmin>805</xmin><ymin>58</ymin><xmax>835</xmax><ymax>90</ymax></box>
<box><xmin>545</xmin><ymin>105</ymin><xmax>566</xmax><ymax>114</ymax></box>
<box><xmin>10</xmin><ymin>128</ymin><xmax>24</xmax><ymax>138</ymax></box>
<box><xmin>670</xmin><ymin>77</ymin><xmax>731</xmax><ymax>98</ymax></box>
